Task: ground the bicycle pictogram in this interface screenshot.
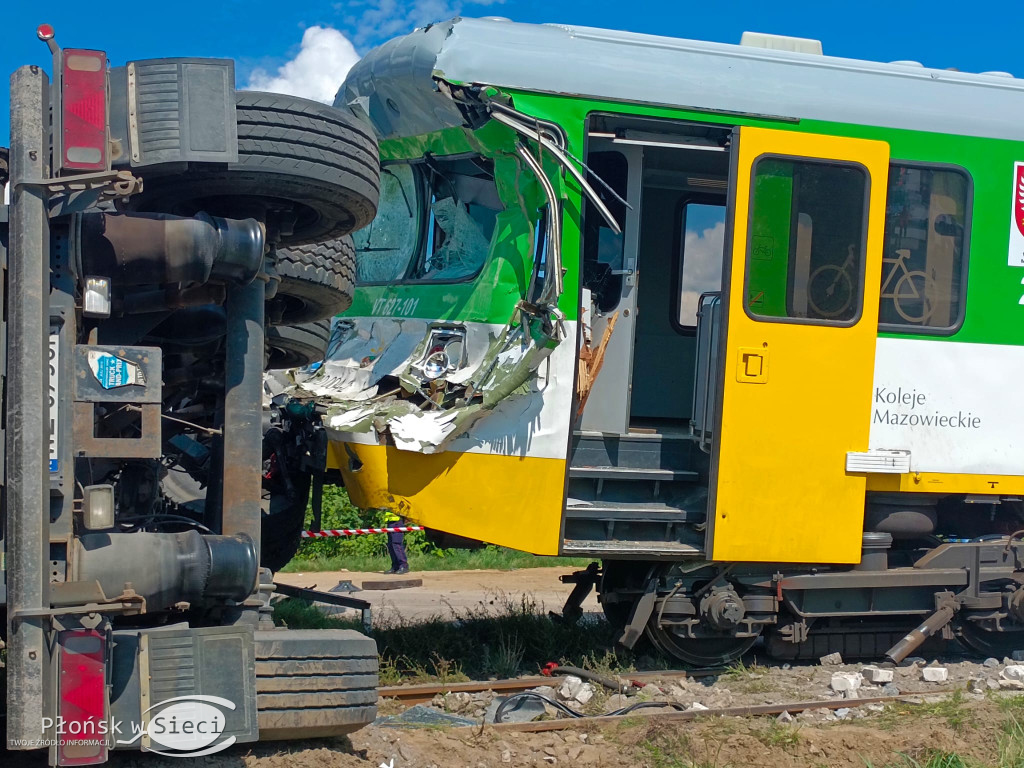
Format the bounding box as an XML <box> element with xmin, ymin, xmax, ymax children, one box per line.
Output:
<box><xmin>808</xmin><ymin>245</ymin><xmax>933</xmax><ymax>323</ymax></box>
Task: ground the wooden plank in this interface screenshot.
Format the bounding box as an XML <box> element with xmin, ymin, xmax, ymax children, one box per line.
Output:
<box><xmin>361</xmin><ymin>578</ymin><xmax>423</xmax><ymax>591</ymax></box>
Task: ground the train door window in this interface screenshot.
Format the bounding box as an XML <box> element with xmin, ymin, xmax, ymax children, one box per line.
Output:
<box><xmin>582</xmin><ymin>151</ymin><xmax>628</xmax><ymax>311</ymax></box>
<box><xmin>745</xmin><ymin>157</ymin><xmax>868</xmax><ymax>324</ymax></box>
<box><xmin>353</xmin><ymin>164</ymin><xmax>421</xmax><ymax>284</ymax></box>
<box><xmin>677</xmin><ymin>202</ymin><xmax>726</xmax><ymax>327</ymax></box>
<box><xmin>880</xmin><ymin>164</ymin><xmax>970</xmax><ymax>332</ymax></box>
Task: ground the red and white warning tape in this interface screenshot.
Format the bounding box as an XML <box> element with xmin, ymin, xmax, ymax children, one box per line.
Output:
<box><xmin>301</xmin><ymin>526</ymin><xmax>424</xmax><ymax>538</ymax></box>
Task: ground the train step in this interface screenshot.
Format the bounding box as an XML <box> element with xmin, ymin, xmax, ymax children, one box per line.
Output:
<box><xmin>569</xmin><ymin>466</ymin><xmax>700</xmax><ymax>482</ymax></box>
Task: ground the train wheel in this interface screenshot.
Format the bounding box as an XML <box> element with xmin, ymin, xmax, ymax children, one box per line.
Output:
<box><xmin>641</xmin><ymin>561</ymin><xmax>761</xmax><ymax>667</ymax></box>
<box><xmin>957</xmin><ymin>621</ymin><xmax>1024</xmax><ymax>658</ymax></box>
<box><xmin>644</xmin><ymin>626</ymin><xmax>759</xmax><ymax>667</ymax></box>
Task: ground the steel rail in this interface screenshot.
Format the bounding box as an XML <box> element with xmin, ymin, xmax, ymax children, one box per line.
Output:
<box><xmin>379</xmin><ymin>671</ymin><xmax>692</xmax><ymax>705</ymax></box>
<box><xmin>481</xmin><ymin>688</ymin><xmax>954</xmax><ymax>733</ymax></box>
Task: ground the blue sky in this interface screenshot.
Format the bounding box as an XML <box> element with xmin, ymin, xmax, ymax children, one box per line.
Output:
<box><xmin>2</xmin><ymin>0</ymin><xmax>1023</xmax><ymax>143</ymax></box>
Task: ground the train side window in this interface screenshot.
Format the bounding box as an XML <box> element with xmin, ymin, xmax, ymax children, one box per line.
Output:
<box><xmin>745</xmin><ymin>157</ymin><xmax>868</xmax><ymax>325</ymax></box>
<box><xmin>880</xmin><ymin>164</ymin><xmax>970</xmax><ymax>332</ymax></box>
<box><xmin>581</xmin><ymin>151</ymin><xmax>628</xmax><ymax>312</ymax></box>
<box><xmin>676</xmin><ymin>201</ymin><xmax>726</xmax><ymax>327</ymax></box>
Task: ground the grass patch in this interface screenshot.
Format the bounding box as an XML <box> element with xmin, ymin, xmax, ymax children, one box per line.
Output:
<box><xmin>871</xmin><ymin>690</ymin><xmax>970</xmax><ymax>733</ymax></box>
<box><xmin>639</xmin><ymin>726</ymin><xmax>725</xmax><ymax>768</ymax></box>
<box><xmin>757</xmin><ymin>720</ymin><xmax>801</xmax><ymax>748</ymax></box>
<box><xmin>283</xmin><ymin>546</ymin><xmax>590</xmax><ymax>573</ymax></box>
<box><xmin>272</xmin><ymin>592</ymin><xmax>659</xmax><ymax>682</ymax></box>
<box><xmin>862</xmin><ymin>753</ymin><xmax>972</xmax><ymax>768</ymax></box>
<box><xmin>720</xmin><ymin>658</ymin><xmax>773</xmax><ymax>693</ymax></box>
<box><xmin>999</xmin><ymin>713</ymin><xmax>1024</xmax><ymax>768</ymax></box>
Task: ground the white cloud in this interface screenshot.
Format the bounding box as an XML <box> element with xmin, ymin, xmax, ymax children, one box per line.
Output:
<box><xmin>680</xmin><ymin>220</ymin><xmax>726</xmax><ymax>324</ymax></box>
<box><xmin>339</xmin><ymin>0</ymin><xmax>507</xmax><ymax>49</ymax></box>
<box><xmin>246</xmin><ymin>26</ymin><xmax>360</xmax><ymax>104</ymax></box>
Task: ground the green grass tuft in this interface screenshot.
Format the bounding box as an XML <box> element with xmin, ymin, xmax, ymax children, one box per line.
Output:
<box><xmin>271</xmin><ymin>592</ymin><xmax>659</xmax><ymax>682</ymax></box>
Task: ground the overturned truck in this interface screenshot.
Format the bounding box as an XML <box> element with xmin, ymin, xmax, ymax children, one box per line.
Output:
<box><xmin>282</xmin><ymin>17</ymin><xmax>1024</xmax><ymax>666</ymax></box>
<box><xmin>3</xmin><ymin>27</ymin><xmax>379</xmax><ymax>764</ymax></box>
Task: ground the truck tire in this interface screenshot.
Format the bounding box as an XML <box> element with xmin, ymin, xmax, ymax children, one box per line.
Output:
<box><xmin>125</xmin><ymin>91</ymin><xmax>379</xmax><ymax>245</ymax></box>
<box><xmin>269</xmin><ymin>237</ymin><xmax>354</xmax><ymax>325</ymax></box>
<box><xmin>260</xmin><ymin>471</ymin><xmax>311</xmax><ymax>572</ymax></box>
<box><xmin>254</xmin><ymin>629</ymin><xmax>378</xmax><ymax>739</ymax></box>
<box><xmin>266</xmin><ymin>320</ymin><xmax>331</xmax><ymax>371</ymax></box>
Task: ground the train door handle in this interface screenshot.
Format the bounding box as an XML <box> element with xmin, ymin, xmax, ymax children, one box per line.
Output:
<box><xmin>736</xmin><ymin>347</ymin><xmax>769</xmax><ymax>384</ymax></box>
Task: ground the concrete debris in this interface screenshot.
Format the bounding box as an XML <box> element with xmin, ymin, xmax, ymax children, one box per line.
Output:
<box><xmin>988</xmin><ymin>678</ymin><xmax>1002</xmax><ymax>690</ymax></box>
<box><xmin>834</xmin><ymin>707</ymin><xmax>852</xmax><ymax>720</ymax></box>
<box><xmin>687</xmin><ymin>702</ymin><xmax>709</xmax><ymax>712</ymax></box>
<box><xmin>861</xmin><ymin>665</ymin><xmax>894</xmax><ymax>684</ymax></box>
<box><xmin>558</xmin><ymin>675</ymin><xmax>595</xmax><ymax>706</ymax></box>
<box><xmin>984</xmin><ymin>657</ymin><xmax>1001</xmax><ymax>668</ymax></box>
<box><xmin>776</xmin><ymin>710</ymin><xmax>794</xmax><ymax>724</ymax></box>
<box><xmin>443</xmin><ymin>691</ymin><xmax>474</xmax><ymax>713</ymax></box>
<box><xmin>819</xmin><ymin>652</ymin><xmax>843</xmax><ymax>666</ymax></box>
<box><xmin>1002</xmin><ymin>665</ymin><xmax>1024</xmax><ymax>681</ymax></box>
<box><xmin>921</xmin><ymin>667</ymin><xmax>948</xmax><ymax>683</ymax></box>
<box><xmin>1000</xmin><ymin>679</ymin><xmax>1024</xmax><ymax>691</ymax></box>
<box><xmin>830</xmin><ymin>672</ymin><xmax>863</xmax><ymax>693</ymax></box>
<box><xmin>881</xmin><ymin>683</ymin><xmax>901</xmax><ymax>697</ymax></box>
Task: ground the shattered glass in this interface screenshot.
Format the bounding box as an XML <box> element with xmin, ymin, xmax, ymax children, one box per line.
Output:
<box><xmin>353</xmin><ymin>164</ymin><xmax>420</xmax><ymax>284</ymax></box>
<box><xmin>417</xmin><ymin>196</ymin><xmax>494</xmax><ymax>280</ymax></box>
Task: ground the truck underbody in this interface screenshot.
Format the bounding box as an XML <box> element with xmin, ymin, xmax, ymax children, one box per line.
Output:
<box><xmin>2</xmin><ymin>30</ymin><xmax>380</xmax><ymax>763</ymax></box>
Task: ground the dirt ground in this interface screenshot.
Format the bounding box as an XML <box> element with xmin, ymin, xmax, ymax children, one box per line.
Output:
<box><xmin>8</xmin><ymin>653</ymin><xmax>1024</xmax><ymax>767</ymax></box>
<box><xmin>7</xmin><ymin>570</ymin><xmax>1024</xmax><ymax>767</ymax></box>
<box><xmin>274</xmin><ymin>567</ymin><xmax>600</xmax><ymax>625</ymax></box>
<box><xmin>8</xmin><ymin>693</ymin><xmax>1013</xmax><ymax>768</ymax></box>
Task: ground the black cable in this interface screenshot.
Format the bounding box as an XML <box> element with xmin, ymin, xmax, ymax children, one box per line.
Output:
<box><xmin>547</xmin><ymin>665</ymin><xmax>625</xmax><ymax>692</ymax></box>
<box><xmin>493</xmin><ymin>692</ymin><xmax>687</xmax><ymax>724</ymax></box>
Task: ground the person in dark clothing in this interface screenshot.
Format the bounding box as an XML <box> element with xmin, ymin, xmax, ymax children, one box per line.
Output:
<box><xmin>383</xmin><ymin>511</ymin><xmax>409</xmax><ymax>574</ymax></box>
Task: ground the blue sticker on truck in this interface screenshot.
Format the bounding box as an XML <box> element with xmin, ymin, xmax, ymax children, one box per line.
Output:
<box><xmin>87</xmin><ymin>351</ymin><xmax>146</xmax><ymax>389</ymax></box>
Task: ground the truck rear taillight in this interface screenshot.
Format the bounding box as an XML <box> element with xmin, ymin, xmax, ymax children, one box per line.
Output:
<box><xmin>57</xmin><ymin>629</ymin><xmax>108</xmax><ymax>766</ymax></box>
<box><xmin>60</xmin><ymin>48</ymin><xmax>108</xmax><ymax>172</ymax></box>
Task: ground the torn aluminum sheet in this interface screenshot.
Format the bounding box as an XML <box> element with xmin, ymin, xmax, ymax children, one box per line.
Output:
<box><xmin>288</xmin><ymin>303</ymin><xmax>565</xmax><ymax>454</ymax></box>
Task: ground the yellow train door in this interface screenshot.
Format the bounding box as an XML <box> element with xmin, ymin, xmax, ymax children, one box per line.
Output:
<box><xmin>709</xmin><ymin>126</ymin><xmax>890</xmax><ymax>564</ymax></box>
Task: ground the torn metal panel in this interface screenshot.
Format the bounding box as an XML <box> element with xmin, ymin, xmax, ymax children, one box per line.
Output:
<box><xmin>268</xmin><ymin>97</ymin><xmax>576</xmax><ymax>455</ymax></box>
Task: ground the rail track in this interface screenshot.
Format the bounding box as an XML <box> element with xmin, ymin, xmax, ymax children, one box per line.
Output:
<box><xmin>483</xmin><ymin>688</ymin><xmax>953</xmax><ymax>733</ymax></box>
<box><xmin>379</xmin><ymin>672</ymin><xmax>954</xmax><ymax>734</ymax></box>
<box><xmin>378</xmin><ymin>670</ymin><xmax>693</xmax><ymax>705</ymax></box>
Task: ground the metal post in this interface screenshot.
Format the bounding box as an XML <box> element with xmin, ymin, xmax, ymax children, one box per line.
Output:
<box><xmin>6</xmin><ymin>65</ymin><xmax>52</xmax><ymax>747</ymax></box>
<box><xmin>221</xmin><ymin>278</ymin><xmax>264</xmax><ymax>563</ymax></box>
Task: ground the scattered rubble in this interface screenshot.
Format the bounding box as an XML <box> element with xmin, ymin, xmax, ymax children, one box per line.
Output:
<box><xmin>862</xmin><ymin>664</ymin><xmax>894</xmax><ymax>683</ymax></box>
<box><xmin>558</xmin><ymin>675</ymin><xmax>596</xmax><ymax>706</ymax></box>
<box><xmin>921</xmin><ymin>666</ymin><xmax>949</xmax><ymax>683</ymax></box>
<box><xmin>830</xmin><ymin>672</ymin><xmax>864</xmax><ymax>693</ymax></box>
<box><xmin>819</xmin><ymin>652</ymin><xmax>844</xmax><ymax>665</ymax></box>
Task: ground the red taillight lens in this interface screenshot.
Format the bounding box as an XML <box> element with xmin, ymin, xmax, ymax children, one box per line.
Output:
<box><xmin>57</xmin><ymin>629</ymin><xmax>108</xmax><ymax>766</ymax></box>
<box><xmin>61</xmin><ymin>49</ymin><xmax>108</xmax><ymax>172</ymax></box>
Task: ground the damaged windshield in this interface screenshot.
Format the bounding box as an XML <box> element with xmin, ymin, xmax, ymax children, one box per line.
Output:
<box><xmin>412</xmin><ymin>157</ymin><xmax>500</xmax><ymax>282</ymax></box>
<box><xmin>353</xmin><ymin>157</ymin><xmax>501</xmax><ymax>284</ymax></box>
<box><xmin>353</xmin><ymin>164</ymin><xmax>420</xmax><ymax>283</ymax></box>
